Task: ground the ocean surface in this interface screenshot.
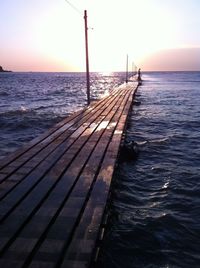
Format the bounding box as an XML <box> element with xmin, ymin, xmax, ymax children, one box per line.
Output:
<box><xmin>0</xmin><ymin>71</ymin><xmax>200</xmax><ymax>267</ymax></box>
<box><xmin>97</xmin><ymin>72</ymin><xmax>200</xmax><ymax>268</ymax></box>
<box><xmin>0</xmin><ymin>72</ymin><xmax>125</xmax><ymax>159</ymax></box>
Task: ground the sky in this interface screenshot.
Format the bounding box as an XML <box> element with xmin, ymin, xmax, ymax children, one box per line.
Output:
<box><xmin>1</xmin><ymin>0</ymin><xmax>200</xmax><ymax>72</ymax></box>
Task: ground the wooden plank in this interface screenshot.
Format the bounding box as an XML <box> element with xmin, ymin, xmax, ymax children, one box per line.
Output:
<box><xmin>25</xmin><ymin>88</ymin><xmax>133</xmax><ymax>267</ymax></box>
<box><xmin>59</xmin><ymin>84</ymin><xmax>138</xmax><ymax>268</ymax></box>
<box><xmin>0</xmin><ymin>86</ymin><xmax>120</xmax><ymax>172</ymax></box>
<box><xmin>0</xmin><ymin>88</ymin><xmax>124</xmax><ymax>198</ymax></box>
<box><xmin>0</xmin><ymin>93</ymin><xmax>115</xmax><ymax>178</ymax></box>
<box><xmin>0</xmin><ymin>86</ymin><xmax>125</xmax><ymax>199</ymax></box>
<box><xmin>0</xmin><ymin>81</ymin><xmax>139</xmax><ymax>268</ymax></box>
<box><xmin>0</xmin><ymin>86</ymin><xmax>130</xmax><ymax>255</ymax></box>
<box><xmin>0</xmin><ymin>85</ymin><xmax>133</xmax><ymax>267</ymax></box>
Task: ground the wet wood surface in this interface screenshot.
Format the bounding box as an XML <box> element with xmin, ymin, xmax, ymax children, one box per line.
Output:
<box><xmin>0</xmin><ymin>81</ymin><xmax>138</xmax><ymax>268</ymax></box>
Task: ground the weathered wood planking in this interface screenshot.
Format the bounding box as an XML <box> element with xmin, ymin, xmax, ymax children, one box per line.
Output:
<box><xmin>0</xmin><ymin>81</ymin><xmax>139</xmax><ymax>268</ymax></box>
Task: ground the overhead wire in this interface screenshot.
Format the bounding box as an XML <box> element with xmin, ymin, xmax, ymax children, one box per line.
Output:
<box><xmin>64</xmin><ymin>0</ymin><xmax>82</xmax><ymax>16</ymax></box>
<box><xmin>64</xmin><ymin>0</ymin><xmax>94</xmax><ymax>30</ymax></box>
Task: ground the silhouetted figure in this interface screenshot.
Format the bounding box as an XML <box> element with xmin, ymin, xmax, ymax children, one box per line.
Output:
<box><xmin>137</xmin><ymin>68</ymin><xmax>141</xmax><ymax>80</ymax></box>
<box><xmin>137</xmin><ymin>68</ymin><xmax>142</xmax><ymax>85</ymax></box>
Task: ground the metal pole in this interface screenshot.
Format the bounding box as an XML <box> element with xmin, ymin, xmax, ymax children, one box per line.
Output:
<box><xmin>84</xmin><ymin>10</ymin><xmax>90</xmax><ymax>105</ymax></box>
<box><xmin>126</xmin><ymin>54</ymin><xmax>128</xmax><ymax>83</ymax></box>
<box><xmin>132</xmin><ymin>62</ymin><xmax>134</xmax><ymax>77</ymax></box>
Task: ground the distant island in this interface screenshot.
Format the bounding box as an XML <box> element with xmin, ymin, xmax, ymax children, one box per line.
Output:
<box><xmin>0</xmin><ymin>66</ymin><xmax>11</xmax><ymax>72</ymax></box>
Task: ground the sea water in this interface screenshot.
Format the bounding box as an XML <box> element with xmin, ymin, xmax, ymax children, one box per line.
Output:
<box><xmin>0</xmin><ymin>71</ymin><xmax>199</xmax><ymax>267</ymax></box>
<box><xmin>97</xmin><ymin>72</ymin><xmax>200</xmax><ymax>268</ymax></box>
<box><xmin>0</xmin><ymin>72</ymin><xmax>125</xmax><ymax>159</ymax></box>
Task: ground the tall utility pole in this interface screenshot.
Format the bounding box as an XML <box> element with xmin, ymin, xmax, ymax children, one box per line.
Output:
<box><xmin>126</xmin><ymin>54</ymin><xmax>128</xmax><ymax>83</ymax></box>
<box><xmin>84</xmin><ymin>10</ymin><xmax>90</xmax><ymax>105</ymax></box>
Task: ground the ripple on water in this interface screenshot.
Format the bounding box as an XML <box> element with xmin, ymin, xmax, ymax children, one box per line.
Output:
<box><xmin>97</xmin><ymin>72</ymin><xmax>200</xmax><ymax>268</ymax></box>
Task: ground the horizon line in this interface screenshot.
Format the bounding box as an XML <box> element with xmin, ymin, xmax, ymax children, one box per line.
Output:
<box><xmin>2</xmin><ymin>70</ymin><xmax>200</xmax><ymax>73</ymax></box>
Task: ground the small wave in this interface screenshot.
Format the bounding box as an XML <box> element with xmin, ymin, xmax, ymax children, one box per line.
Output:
<box><xmin>0</xmin><ymin>91</ymin><xmax>9</xmax><ymax>96</ymax></box>
<box><xmin>149</xmin><ymin>137</ymin><xmax>169</xmax><ymax>144</ymax></box>
<box><xmin>34</xmin><ymin>105</ymin><xmax>58</xmax><ymax>111</ymax></box>
<box><xmin>52</xmin><ymin>86</ymin><xmax>70</xmax><ymax>95</ymax></box>
<box><xmin>136</xmin><ymin>140</ymin><xmax>148</xmax><ymax>145</ymax></box>
<box><xmin>0</xmin><ymin>106</ymin><xmax>31</xmax><ymax>116</ymax></box>
<box><xmin>20</xmin><ymin>105</ymin><xmax>27</xmax><ymax>112</ymax></box>
<box><xmin>130</xmin><ymin>137</ymin><xmax>169</xmax><ymax>146</ymax></box>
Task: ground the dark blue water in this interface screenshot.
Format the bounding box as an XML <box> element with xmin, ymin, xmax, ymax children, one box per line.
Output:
<box><xmin>0</xmin><ymin>72</ymin><xmax>125</xmax><ymax>159</ymax></box>
<box><xmin>0</xmin><ymin>71</ymin><xmax>199</xmax><ymax>267</ymax></box>
<box><xmin>97</xmin><ymin>72</ymin><xmax>200</xmax><ymax>268</ymax></box>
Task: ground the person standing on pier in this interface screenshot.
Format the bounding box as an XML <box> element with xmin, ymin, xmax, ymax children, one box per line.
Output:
<box><xmin>137</xmin><ymin>68</ymin><xmax>142</xmax><ymax>81</ymax></box>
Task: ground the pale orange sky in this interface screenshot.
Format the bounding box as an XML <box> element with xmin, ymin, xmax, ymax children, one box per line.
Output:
<box><xmin>1</xmin><ymin>0</ymin><xmax>200</xmax><ymax>72</ymax></box>
<box><xmin>140</xmin><ymin>48</ymin><xmax>200</xmax><ymax>71</ymax></box>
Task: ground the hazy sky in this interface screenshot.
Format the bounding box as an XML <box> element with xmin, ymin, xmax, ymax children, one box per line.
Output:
<box><xmin>1</xmin><ymin>0</ymin><xmax>200</xmax><ymax>72</ymax></box>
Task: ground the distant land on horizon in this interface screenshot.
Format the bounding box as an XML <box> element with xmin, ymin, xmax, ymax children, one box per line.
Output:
<box><xmin>0</xmin><ymin>66</ymin><xmax>12</xmax><ymax>72</ymax></box>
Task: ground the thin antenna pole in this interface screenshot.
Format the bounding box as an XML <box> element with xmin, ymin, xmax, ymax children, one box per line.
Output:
<box><xmin>84</xmin><ymin>10</ymin><xmax>90</xmax><ymax>105</ymax></box>
<box><xmin>132</xmin><ymin>62</ymin><xmax>134</xmax><ymax>77</ymax></box>
<box><xmin>126</xmin><ymin>54</ymin><xmax>128</xmax><ymax>83</ymax></box>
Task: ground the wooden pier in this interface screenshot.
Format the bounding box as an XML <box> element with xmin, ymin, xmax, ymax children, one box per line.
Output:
<box><xmin>0</xmin><ymin>80</ymin><xmax>139</xmax><ymax>268</ymax></box>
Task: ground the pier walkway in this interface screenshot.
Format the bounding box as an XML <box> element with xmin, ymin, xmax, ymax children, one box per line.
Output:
<box><xmin>0</xmin><ymin>80</ymin><xmax>138</xmax><ymax>268</ymax></box>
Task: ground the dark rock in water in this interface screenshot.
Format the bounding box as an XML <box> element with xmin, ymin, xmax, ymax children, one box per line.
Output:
<box><xmin>119</xmin><ymin>140</ymin><xmax>139</xmax><ymax>161</ymax></box>
<box><xmin>0</xmin><ymin>66</ymin><xmax>11</xmax><ymax>72</ymax></box>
